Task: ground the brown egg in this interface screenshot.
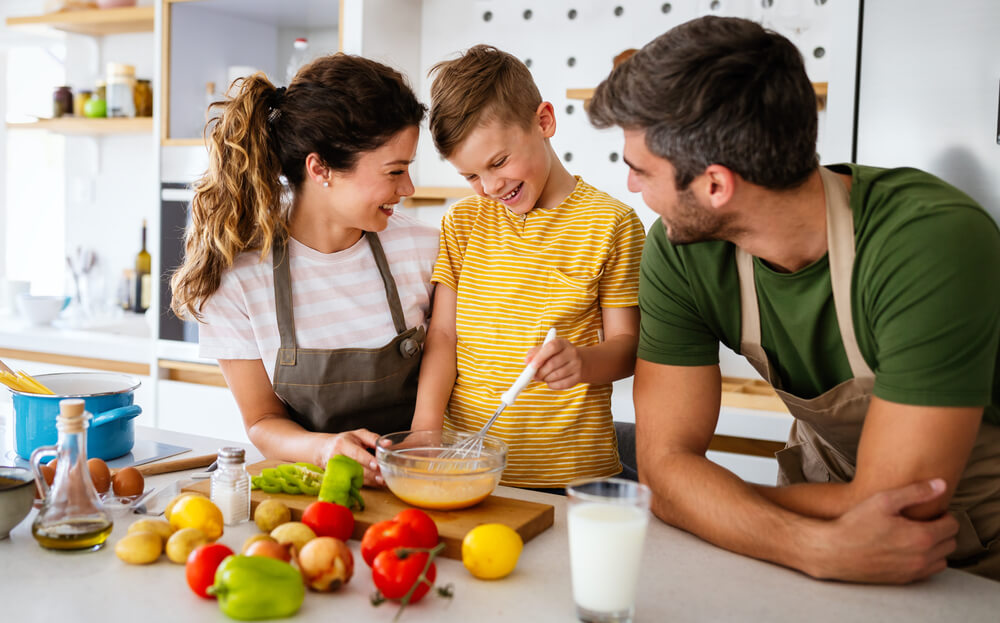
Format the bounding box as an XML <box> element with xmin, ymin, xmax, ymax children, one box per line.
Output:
<box><xmin>111</xmin><ymin>466</ymin><xmax>144</xmax><ymax>497</ymax></box>
<box><xmin>88</xmin><ymin>458</ymin><xmax>111</xmax><ymax>494</ymax></box>
<box><xmin>35</xmin><ymin>464</ymin><xmax>55</xmax><ymax>499</ymax></box>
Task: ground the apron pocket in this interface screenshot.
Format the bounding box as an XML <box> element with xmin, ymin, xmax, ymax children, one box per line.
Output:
<box><xmin>775</xmin><ymin>442</ymin><xmax>832</xmax><ymax>486</ymax></box>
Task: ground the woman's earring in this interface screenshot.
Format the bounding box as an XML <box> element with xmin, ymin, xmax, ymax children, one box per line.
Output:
<box><xmin>322</xmin><ymin>180</ymin><xmax>329</xmax><ymax>188</ymax></box>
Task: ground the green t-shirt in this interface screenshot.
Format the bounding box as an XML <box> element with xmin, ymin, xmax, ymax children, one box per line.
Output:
<box><xmin>638</xmin><ymin>164</ymin><xmax>1000</xmax><ymax>425</ymax></box>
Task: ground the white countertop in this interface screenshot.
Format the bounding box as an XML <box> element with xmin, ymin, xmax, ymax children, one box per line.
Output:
<box><xmin>2</xmin><ymin>421</ymin><xmax>998</xmax><ymax>622</ymax></box>
<box><xmin>0</xmin><ymin>311</ymin><xmax>152</xmax><ymax>363</ymax></box>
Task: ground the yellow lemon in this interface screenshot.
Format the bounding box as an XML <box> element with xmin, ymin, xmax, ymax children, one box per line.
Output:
<box><xmin>168</xmin><ymin>495</ymin><xmax>224</xmax><ymax>541</ymax></box>
<box><xmin>461</xmin><ymin>523</ymin><xmax>523</xmax><ymax>580</ymax></box>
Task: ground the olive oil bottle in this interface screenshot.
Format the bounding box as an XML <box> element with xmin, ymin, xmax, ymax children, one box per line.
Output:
<box><xmin>134</xmin><ymin>219</ymin><xmax>151</xmax><ymax>313</ymax></box>
<box><xmin>30</xmin><ymin>399</ymin><xmax>113</xmax><ymax>551</ymax></box>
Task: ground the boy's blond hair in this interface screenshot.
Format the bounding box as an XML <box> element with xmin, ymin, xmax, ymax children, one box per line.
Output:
<box><xmin>429</xmin><ymin>45</ymin><xmax>542</xmax><ymax>158</ymax></box>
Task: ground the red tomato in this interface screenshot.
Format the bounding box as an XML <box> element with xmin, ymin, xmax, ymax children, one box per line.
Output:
<box><xmin>186</xmin><ymin>543</ymin><xmax>234</xmax><ymax>599</ymax></box>
<box><xmin>372</xmin><ymin>548</ymin><xmax>437</xmax><ymax>602</ymax></box>
<box><xmin>360</xmin><ymin>519</ymin><xmax>417</xmax><ymax>567</ymax></box>
<box><xmin>301</xmin><ymin>500</ymin><xmax>355</xmax><ymax>542</ymax></box>
<box><xmin>394</xmin><ymin>508</ymin><xmax>438</xmax><ymax>549</ymax></box>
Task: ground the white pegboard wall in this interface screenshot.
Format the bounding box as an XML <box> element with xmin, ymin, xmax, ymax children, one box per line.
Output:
<box><xmin>399</xmin><ymin>0</ymin><xmax>835</xmax><ymax>229</ymax></box>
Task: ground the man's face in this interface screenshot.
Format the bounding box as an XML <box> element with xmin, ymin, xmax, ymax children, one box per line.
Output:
<box><xmin>623</xmin><ymin>128</ymin><xmax>726</xmax><ymax>245</ymax></box>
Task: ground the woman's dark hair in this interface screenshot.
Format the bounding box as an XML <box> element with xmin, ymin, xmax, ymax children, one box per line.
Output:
<box><xmin>589</xmin><ymin>16</ymin><xmax>818</xmax><ymax>191</ymax></box>
<box><xmin>171</xmin><ymin>54</ymin><xmax>426</xmax><ymax>321</ymax></box>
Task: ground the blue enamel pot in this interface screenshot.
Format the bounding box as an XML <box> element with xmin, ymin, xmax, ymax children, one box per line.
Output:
<box><xmin>10</xmin><ymin>372</ymin><xmax>142</xmax><ymax>461</ymax></box>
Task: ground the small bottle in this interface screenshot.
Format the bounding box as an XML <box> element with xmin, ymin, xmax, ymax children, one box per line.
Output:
<box><xmin>30</xmin><ymin>399</ymin><xmax>113</xmax><ymax>551</ymax></box>
<box><xmin>285</xmin><ymin>37</ymin><xmax>309</xmax><ymax>85</ymax></box>
<box><xmin>52</xmin><ymin>86</ymin><xmax>73</xmax><ymax>118</ymax></box>
<box><xmin>210</xmin><ymin>447</ymin><xmax>250</xmax><ymax>525</ymax></box>
<box><xmin>106</xmin><ymin>62</ymin><xmax>136</xmax><ymax>118</ymax></box>
<box><xmin>133</xmin><ymin>219</ymin><xmax>151</xmax><ymax>313</ymax></box>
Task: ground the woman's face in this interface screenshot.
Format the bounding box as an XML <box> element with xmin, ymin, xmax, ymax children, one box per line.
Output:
<box><xmin>326</xmin><ymin>125</ymin><xmax>419</xmax><ymax>232</ymax></box>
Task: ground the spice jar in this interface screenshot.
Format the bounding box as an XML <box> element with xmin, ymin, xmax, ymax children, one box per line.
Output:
<box><xmin>106</xmin><ymin>62</ymin><xmax>136</xmax><ymax>118</ymax></box>
<box><xmin>30</xmin><ymin>399</ymin><xmax>113</xmax><ymax>551</ymax></box>
<box><xmin>210</xmin><ymin>447</ymin><xmax>250</xmax><ymax>525</ymax></box>
<box><xmin>133</xmin><ymin>78</ymin><xmax>152</xmax><ymax>117</ymax></box>
<box><xmin>95</xmin><ymin>80</ymin><xmax>106</xmax><ymax>102</ymax></box>
<box><xmin>52</xmin><ymin>86</ymin><xmax>73</xmax><ymax>118</ymax></box>
<box><xmin>73</xmin><ymin>89</ymin><xmax>92</xmax><ymax>117</ymax></box>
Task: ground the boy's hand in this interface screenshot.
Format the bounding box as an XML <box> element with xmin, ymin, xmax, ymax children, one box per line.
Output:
<box><xmin>526</xmin><ymin>338</ymin><xmax>583</xmax><ymax>390</ymax></box>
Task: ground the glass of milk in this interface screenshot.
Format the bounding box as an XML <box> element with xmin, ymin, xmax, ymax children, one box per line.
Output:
<box><xmin>566</xmin><ymin>478</ymin><xmax>651</xmax><ymax>623</ymax></box>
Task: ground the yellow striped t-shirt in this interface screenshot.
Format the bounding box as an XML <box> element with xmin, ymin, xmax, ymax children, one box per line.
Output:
<box><xmin>432</xmin><ymin>177</ymin><xmax>646</xmax><ymax>487</ymax></box>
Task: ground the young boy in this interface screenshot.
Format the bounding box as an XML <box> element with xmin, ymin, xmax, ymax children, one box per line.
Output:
<box><xmin>411</xmin><ymin>45</ymin><xmax>646</xmax><ymax>488</ymax></box>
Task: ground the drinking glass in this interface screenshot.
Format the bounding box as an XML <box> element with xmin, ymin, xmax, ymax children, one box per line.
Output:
<box><xmin>567</xmin><ymin>478</ymin><xmax>651</xmax><ymax>623</ymax></box>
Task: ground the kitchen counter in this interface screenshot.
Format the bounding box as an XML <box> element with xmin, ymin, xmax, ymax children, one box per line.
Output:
<box><xmin>0</xmin><ymin>311</ymin><xmax>152</xmax><ymax>364</ymax></box>
<box><xmin>1</xmin><ymin>419</ymin><xmax>998</xmax><ymax>622</ymax></box>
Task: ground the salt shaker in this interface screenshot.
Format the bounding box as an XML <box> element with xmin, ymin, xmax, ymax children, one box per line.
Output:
<box><xmin>210</xmin><ymin>447</ymin><xmax>250</xmax><ymax>525</ymax></box>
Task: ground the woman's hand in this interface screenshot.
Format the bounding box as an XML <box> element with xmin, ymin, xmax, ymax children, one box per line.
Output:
<box><xmin>321</xmin><ymin>428</ymin><xmax>384</xmax><ymax>487</ymax></box>
<box><xmin>526</xmin><ymin>338</ymin><xmax>584</xmax><ymax>390</ymax></box>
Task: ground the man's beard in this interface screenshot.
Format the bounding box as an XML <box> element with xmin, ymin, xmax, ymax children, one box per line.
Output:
<box><xmin>662</xmin><ymin>187</ymin><xmax>729</xmax><ymax>245</ymax></box>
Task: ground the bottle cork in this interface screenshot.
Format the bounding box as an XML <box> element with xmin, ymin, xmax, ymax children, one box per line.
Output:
<box><xmin>57</xmin><ymin>399</ymin><xmax>87</xmax><ymax>433</ymax></box>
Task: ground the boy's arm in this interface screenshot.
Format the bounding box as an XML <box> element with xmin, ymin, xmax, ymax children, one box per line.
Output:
<box><xmin>411</xmin><ymin>284</ymin><xmax>458</xmax><ymax>431</ymax></box>
<box><xmin>531</xmin><ymin>306</ymin><xmax>639</xmax><ymax>389</ymax></box>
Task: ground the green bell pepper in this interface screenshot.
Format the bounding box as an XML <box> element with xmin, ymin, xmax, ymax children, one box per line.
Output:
<box><xmin>318</xmin><ymin>455</ymin><xmax>365</xmax><ymax>510</ymax></box>
<box><xmin>208</xmin><ymin>555</ymin><xmax>305</xmax><ymax>621</ymax></box>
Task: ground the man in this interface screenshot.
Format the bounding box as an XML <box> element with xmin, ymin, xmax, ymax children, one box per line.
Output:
<box><xmin>589</xmin><ymin>16</ymin><xmax>1000</xmax><ymax>584</ymax></box>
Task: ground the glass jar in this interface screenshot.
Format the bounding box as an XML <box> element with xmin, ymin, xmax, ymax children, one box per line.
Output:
<box><xmin>52</xmin><ymin>86</ymin><xmax>73</xmax><ymax>118</ymax></box>
<box><xmin>30</xmin><ymin>399</ymin><xmax>113</xmax><ymax>551</ymax></box>
<box><xmin>210</xmin><ymin>447</ymin><xmax>250</xmax><ymax>525</ymax></box>
<box><xmin>106</xmin><ymin>62</ymin><xmax>136</xmax><ymax>118</ymax></box>
<box><xmin>133</xmin><ymin>78</ymin><xmax>152</xmax><ymax>117</ymax></box>
<box><xmin>73</xmin><ymin>89</ymin><xmax>92</xmax><ymax>117</ymax></box>
<box><xmin>95</xmin><ymin>80</ymin><xmax>106</xmax><ymax>102</ymax></box>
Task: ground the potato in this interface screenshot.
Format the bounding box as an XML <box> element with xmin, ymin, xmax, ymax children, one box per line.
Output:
<box><xmin>127</xmin><ymin>519</ymin><xmax>174</xmax><ymax>546</ymax></box>
<box><xmin>270</xmin><ymin>521</ymin><xmax>316</xmax><ymax>554</ymax></box>
<box><xmin>165</xmin><ymin>528</ymin><xmax>208</xmax><ymax>564</ymax></box>
<box><xmin>254</xmin><ymin>499</ymin><xmax>291</xmax><ymax>532</ymax></box>
<box><xmin>115</xmin><ymin>532</ymin><xmax>163</xmax><ymax>564</ymax></box>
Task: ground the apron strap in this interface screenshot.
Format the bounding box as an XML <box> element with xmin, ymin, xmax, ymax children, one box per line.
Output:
<box><xmin>735</xmin><ymin>248</ymin><xmax>767</xmax><ymax>364</ymax></box>
<box><xmin>365</xmin><ymin>231</ymin><xmax>408</xmax><ymax>335</ymax></box>
<box><xmin>819</xmin><ymin>167</ymin><xmax>873</xmax><ymax>380</ymax></box>
<box><xmin>736</xmin><ymin>167</ymin><xmax>874</xmax><ymax>381</ymax></box>
<box><xmin>272</xmin><ymin>235</ymin><xmax>298</xmax><ymax>366</ymax></box>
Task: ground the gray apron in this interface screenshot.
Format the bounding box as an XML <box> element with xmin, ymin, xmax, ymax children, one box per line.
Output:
<box><xmin>271</xmin><ymin>232</ymin><xmax>425</xmax><ymax>436</ymax></box>
<box><xmin>735</xmin><ymin>166</ymin><xmax>1000</xmax><ymax>579</ymax></box>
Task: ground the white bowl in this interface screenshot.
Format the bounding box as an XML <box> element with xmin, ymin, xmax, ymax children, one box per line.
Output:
<box><xmin>16</xmin><ymin>294</ymin><xmax>68</xmax><ymax>326</ymax></box>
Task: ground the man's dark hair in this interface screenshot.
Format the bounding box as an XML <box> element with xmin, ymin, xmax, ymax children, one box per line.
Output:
<box><xmin>589</xmin><ymin>16</ymin><xmax>818</xmax><ymax>191</ymax></box>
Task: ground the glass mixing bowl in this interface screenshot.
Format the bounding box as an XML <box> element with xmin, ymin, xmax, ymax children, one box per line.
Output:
<box><xmin>376</xmin><ymin>430</ymin><xmax>507</xmax><ymax>511</ymax></box>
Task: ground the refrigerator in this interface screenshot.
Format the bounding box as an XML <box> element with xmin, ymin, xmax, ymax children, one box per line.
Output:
<box><xmin>854</xmin><ymin>0</ymin><xmax>1000</xmax><ymax>223</ymax></box>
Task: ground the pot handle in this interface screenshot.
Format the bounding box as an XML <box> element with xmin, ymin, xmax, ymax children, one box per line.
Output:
<box><xmin>91</xmin><ymin>405</ymin><xmax>142</xmax><ymax>428</ymax></box>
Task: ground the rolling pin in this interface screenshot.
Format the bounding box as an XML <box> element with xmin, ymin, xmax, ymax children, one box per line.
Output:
<box><xmin>134</xmin><ymin>453</ymin><xmax>217</xmax><ymax>476</ymax></box>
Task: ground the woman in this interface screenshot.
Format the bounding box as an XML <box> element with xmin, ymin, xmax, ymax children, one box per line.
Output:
<box><xmin>170</xmin><ymin>55</ymin><xmax>437</xmax><ymax>485</ymax></box>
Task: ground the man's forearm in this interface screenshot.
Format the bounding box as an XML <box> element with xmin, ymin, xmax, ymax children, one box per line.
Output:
<box><xmin>645</xmin><ymin>452</ymin><xmax>823</xmax><ymax>575</ymax></box>
<box><xmin>752</xmin><ymin>482</ymin><xmax>854</xmax><ymax>519</ymax></box>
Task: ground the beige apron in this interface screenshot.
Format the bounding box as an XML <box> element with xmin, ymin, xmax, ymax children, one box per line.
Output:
<box><xmin>735</xmin><ymin>166</ymin><xmax>1000</xmax><ymax>579</ymax></box>
<box><xmin>271</xmin><ymin>232</ymin><xmax>425</xmax><ymax>436</ymax></box>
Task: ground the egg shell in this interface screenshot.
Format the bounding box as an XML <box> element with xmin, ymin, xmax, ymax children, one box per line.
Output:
<box><xmin>88</xmin><ymin>458</ymin><xmax>111</xmax><ymax>493</ymax></box>
<box><xmin>112</xmin><ymin>466</ymin><xmax>144</xmax><ymax>497</ymax></box>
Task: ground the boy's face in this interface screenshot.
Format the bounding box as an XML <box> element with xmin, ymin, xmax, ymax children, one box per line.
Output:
<box><xmin>448</xmin><ymin>109</ymin><xmax>554</xmax><ymax>215</ymax></box>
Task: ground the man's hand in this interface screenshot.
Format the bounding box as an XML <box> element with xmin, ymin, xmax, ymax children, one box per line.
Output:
<box><xmin>810</xmin><ymin>479</ymin><xmax>959</xmax><ymax>583</ymax></box>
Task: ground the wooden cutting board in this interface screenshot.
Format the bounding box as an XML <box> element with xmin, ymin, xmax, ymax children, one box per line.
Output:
<box><xmin>183</xmin><ymin>459</ymin><xmax>555</xmax><ymax>560</ymax></box>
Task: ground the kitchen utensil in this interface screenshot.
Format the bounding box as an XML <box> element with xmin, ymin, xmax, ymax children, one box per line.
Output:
<box><xmin>0</xmin><ymin>466</ymin><xmax>35</xmax><ymax>539</ymax></box>
<box><xmin>133</xmin><ymin>453</ymin><xmax>216</xmax><ymax>477</ymax></box>
<box><xmin>377</xmin><ymin>429</ymin><xmax>507</xmax><ymax>510</ymax></box>
<box><xmin>440</xmin><ymin>327</ymin><xmax>557</xmax><ymax>462</ymax></box>
<box><xmin>183</xmin><ymin>459</ymin><xmax>555</xmax><ymax>560</ymax></box>
<box><xmin>189</xmin><ymin>460</ymin><xmax>218</xmax><ymax>479</ymax></box>
<box><xmin>10</xmin><ymin>372</ymin><xmax>142</xmax><ymax>461</ymax></box>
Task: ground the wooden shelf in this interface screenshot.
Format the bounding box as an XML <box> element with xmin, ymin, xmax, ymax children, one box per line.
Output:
<box><xmin>5</xmin><ymin>6</ymin><xmax>155</xmax><ymax>36</ymax></box>
<box><xmin>568</xmin><ymin>81</ymin><xmax>830</xmax><ymax>111</ymax></box>
<box><xmin>403</xmin><ymin>186</ymin><xmax>470</xmax><ymax>208</ymax></box>
<box><xmin>161</xmin><ymin>137</ymin><xmax>206</xmax><ymax>147</ymax></box>
<box><xmin>6</xmin><ymin>117</ymin><xmax>153</xmax><ymax>135</ymax></box>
